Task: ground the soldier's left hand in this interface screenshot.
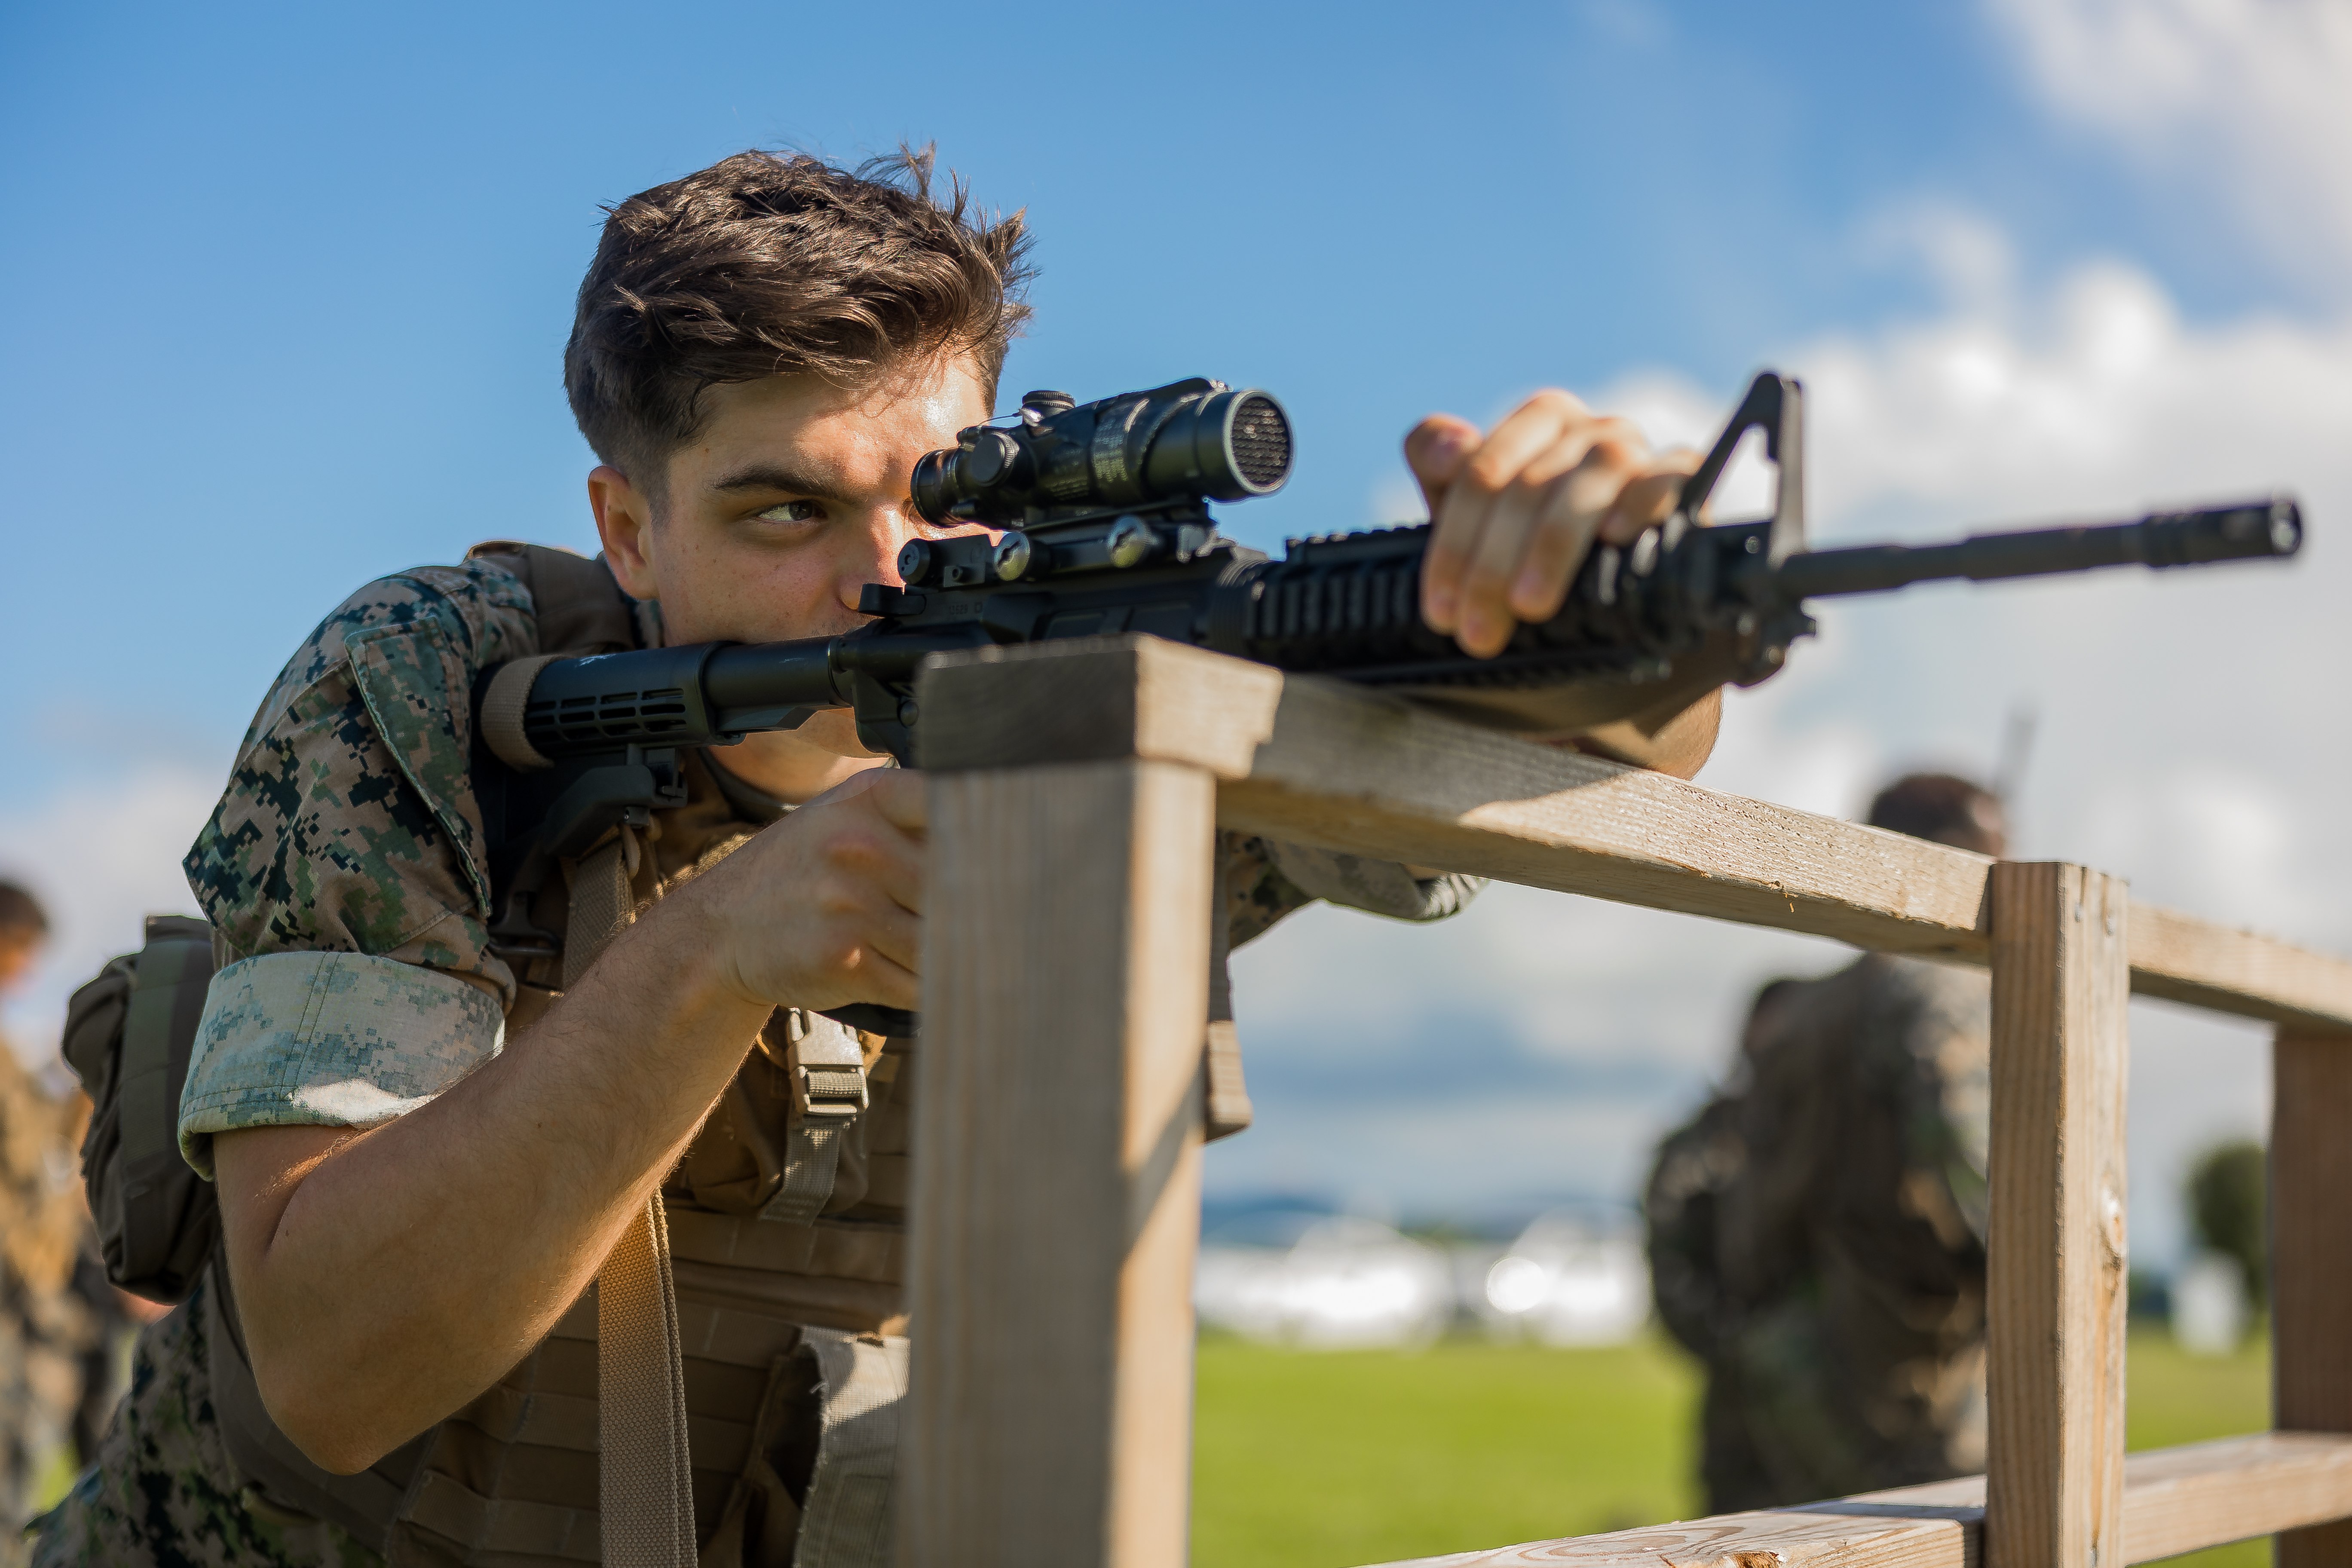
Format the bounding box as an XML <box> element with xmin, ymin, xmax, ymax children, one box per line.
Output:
<box><xmin>1407</xmin><ymin>390</ymin><xmax>1701</xmax><ymax>659</ymax></box>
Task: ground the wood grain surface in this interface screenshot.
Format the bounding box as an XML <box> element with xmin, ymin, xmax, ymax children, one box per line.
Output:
<box><xmin>1985</xmin><ymin>864</ymin><xmax>2130</xmax><ymax>1568</ymax></box>
<box><xmin>1357</xmin><ymin>1434</ymin><xmax>2352</xmax><ymax>1568</ymax></box>
<box><xmin>2123</xmin><ymin>1433</ymin><xmax>2352</xmax><ymax>1562</ymax></box>
<box><xmin>900</xmin><ymin>758</ymin><xmax>1216</xmax><ymax>1568</ymax></box>
<box><xmin>2275</xmin><ymin>1028</ymin><xmax>2352</xmax><ymax>1568</ymax></box>
<box><xmin>2130</xmin><ymin>908</ymin><xmax>2352</xmax><ymax>1031</ymax></box>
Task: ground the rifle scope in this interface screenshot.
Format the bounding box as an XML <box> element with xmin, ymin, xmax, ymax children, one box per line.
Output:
<box><xmin>912</xmin><ymin>379</ymin><xmax>1292</xmax><ymax>524</ymax></box>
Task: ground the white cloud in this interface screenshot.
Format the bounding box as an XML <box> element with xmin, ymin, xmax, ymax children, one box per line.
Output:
<box><xmin>0</xmin><ymin>766</ymin><xmax>217</xmax><ymax>1069</ymax></box>
<box><xmin>1988</xmin><ymin>0</ymin><xmax>2352</xmax><ymax>287</ymax></box>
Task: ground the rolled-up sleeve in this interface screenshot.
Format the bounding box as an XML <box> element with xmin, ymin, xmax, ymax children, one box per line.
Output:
<box><xmin>179</xmin><ymin>951</ymin><xmax>505</xmax><ymax>1177</ymax></box>
<box><xmin>176</xmin><ymin>560</ymin><xmax>538</xmax><ymax>1177</ymax></box>
<box><xmin>1223</xmin><ymin>833</ymin><xmax>1487</xmax><ymax>949</ymax></box>
<box><xmin>1259</xmin><ymin>841</ymin><xmax>1484</xmax><ymax>923</ymax></box>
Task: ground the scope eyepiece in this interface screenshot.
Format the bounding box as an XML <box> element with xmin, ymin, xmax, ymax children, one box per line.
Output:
<box><xmin>911</xmin><ymin>378</ymin><xmax>1292</xmax><ymax>524</ymax></box>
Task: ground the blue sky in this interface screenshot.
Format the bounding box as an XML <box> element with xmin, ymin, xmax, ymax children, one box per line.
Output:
<box><xmin>6</xmin><ymin>0</ymin><xmax>2348</xmax><ymax>1262</ymax></box>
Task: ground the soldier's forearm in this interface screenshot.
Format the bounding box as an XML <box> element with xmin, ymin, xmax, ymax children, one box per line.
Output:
<box><xmin>211</xmin><ymin>884</ymin><xmax>770</xmax><ymax>1475</ymax></box>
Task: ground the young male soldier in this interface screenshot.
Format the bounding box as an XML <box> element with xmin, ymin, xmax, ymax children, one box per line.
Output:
<box><xmin>1645</xmin><ymin>774</ymin><xmax>2006</xmax><ymax>1511</ymax></box>
<box><xmin>37</xmin><ymin>149</ymin><xmax>1720</xmax><ymax>1568</ymax></box>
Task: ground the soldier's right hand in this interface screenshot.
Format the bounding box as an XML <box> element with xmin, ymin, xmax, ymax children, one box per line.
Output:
<box><xmin>685</xmin><ymin>767</ymin><xmax>926</xmax><ymax>1014</ymax></box>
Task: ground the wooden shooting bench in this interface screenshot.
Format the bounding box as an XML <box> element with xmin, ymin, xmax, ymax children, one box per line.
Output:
<box><xmin>893</xmin><ymin>634</ymin><xmax>2352</xmax><ymax>1568</ymax></box>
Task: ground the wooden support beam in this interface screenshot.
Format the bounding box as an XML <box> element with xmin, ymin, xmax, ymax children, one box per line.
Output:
<box><xmin>1986</xmin><ymin>863</ymin><xmax>2131</xmax><ymax>1568</ymax></box>
<box><xmin>900</xmin><ymin>757</ymin><xmax>1216</xmax><ymax>1568</ymax></box>
<box><xmin>1360</xmin><ymin>1494</ymin><xmax>1981</xmax><ymax>1568</ymax></box>
<box><xmin>2130</xmin><ymin>911</ymin><xmax>2352</xmax><ymax>1033</ymax></box>
<box><xmin>2124</xmin><ymin>1434</ymin><xmax>2352</xmax><ymax>1564</ymax></box>
<box><xmin>2274</xmin><ymin>1029</ymin><xmax>2352</xmax><ymax>1568</ymax></box>
<box><xmin>1351</xmin><ymin>1434</ymin><xmax>2352</xmax><ymax>1568</ymax></box>
<box><xmin>917</xmin><ymin>639</ymin><xmax>2352</xmax><ymax>1030</ymax></box>
<box><xmin>919</xmin><ymin>637</ymin><xmax>1997</xmax><ymax>958</ymax></box>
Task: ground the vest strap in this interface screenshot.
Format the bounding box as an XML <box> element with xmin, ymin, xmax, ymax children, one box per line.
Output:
<box><xmin>567</xmin><ymin>830</ymin><xmax>696</xmax><ymax>1568</ymax></box>
<box><xmin>762</xmin><ymin>1011</ymin><xmax>870</xmax><ymax>1227</ymax></box>
<box><xmin>1203</xmin><ymin>850</ymin><xmax>1254</xmax><ymax>1142</ymax></box>
<box><xmin>1204</xmin><ymin>1020</ymin><xmax>1253</xmax><ymax>1141</ymax></box>
<box><xmin>598</xmin><ymin>1195</ymin><xmax>696</xmax><ymax>1568</ymax></box>
<box><xmin>564</xmin><ymin>830</ymin><xmax>640</xmax><ymax>991</ymax></box>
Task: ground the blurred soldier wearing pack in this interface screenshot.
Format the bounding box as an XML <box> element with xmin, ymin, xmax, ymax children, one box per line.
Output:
<box><xmin>1645</xmin><ymin>774</ymin><xmax>2006</xmax><ymax>1511</ymax></box>
<box><xmin>0</xmin><ymin>883</ymin><xmax>100</xmax><ymax>1565</ymax></box>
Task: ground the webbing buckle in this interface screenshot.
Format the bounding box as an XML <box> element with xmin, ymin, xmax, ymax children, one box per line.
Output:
<box><xmin>796</xmin><ymin>1065</ymin><xmax>869</xmax><ymax>1121</ymax></box>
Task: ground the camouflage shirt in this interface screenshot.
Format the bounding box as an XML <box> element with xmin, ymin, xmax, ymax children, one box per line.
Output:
<box><xmin>1645</xmin><ymin>953</ymin><xmax>1991</xmax><ymax>1512</ymax></box>
<box><xmin>36</xmin><ymin>554</ymin><xmax>1482</xmax><ymax>1568</ymax></box>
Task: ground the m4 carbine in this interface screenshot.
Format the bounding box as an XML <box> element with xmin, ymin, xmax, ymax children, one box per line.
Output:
<box><xmin>473</xmin><ymin>371</ymin><xmax>2303</xmax><ymax>1027</ymax></box>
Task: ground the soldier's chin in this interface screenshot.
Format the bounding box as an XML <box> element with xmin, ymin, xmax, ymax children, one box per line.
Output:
<box><xmin>796</xmin><ymin>708</ymin><xmax>882</xmax><ymax>760</ymax></box>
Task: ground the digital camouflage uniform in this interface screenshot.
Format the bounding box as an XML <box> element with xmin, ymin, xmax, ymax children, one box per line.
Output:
<box><xmin>1645</xmin><ymin>953</ymin><xmax>1992</xmax><ymax>1512</ymax></box>
<box><xmin>32</xmin><ymin>555</ymin><xmax>1480</xmax><ymax>1568</ymax></box>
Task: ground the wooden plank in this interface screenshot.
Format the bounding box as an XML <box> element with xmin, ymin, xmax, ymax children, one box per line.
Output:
<box><xmin>899</xmin><ymin>758</ymin><xmax>1216</xmax><ymax>1568</ymax></box>
<box><xmin>916</xmin><ymin>639</ymin><xmax>2352</xmax><ymax>1030</ymax></box>
<box><xmin>2131</xmin><ymin>909</ymin><xmax>2352</xmax><ymax>1032</ymax></box>
<box><xmin>2125</xmin><ymin>1434</ymin><xmax>2352</xmax><ymax>1562</ymax></box>
<box><xmin>919</xmin><ymin>637</ymin><xmax>2000</xmax><ymax>956</ymax></box>
<box><xmin>1355</xmin><ymin>1498</ymin><xmax>1982</xmax><ymax>1568</ymax></box>
<box><xmin>1352</xmin><ymin>1436</ymin><xmax>2352</xmax><ymax>1568</ymax></box>
<box><xmin>915</xmin><ymin>635</ymin><xmax>1284</xmax><ymax>780</ymax></box>
<box><xmin>2275</xmin><ymin>1029</ymin><xmax>2352</xmax><ymax>1568</ymax></box>
<box><xmin>1986</xmin><ymin>864</ymin><xmax>2130</xmax><ymax>1568</ymax></box>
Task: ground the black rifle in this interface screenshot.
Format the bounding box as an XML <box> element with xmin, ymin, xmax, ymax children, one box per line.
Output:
<box><xmin>474</xmin><ymin>371</ymin><xmax>2303</xmax><ymax>1031</ymax></box>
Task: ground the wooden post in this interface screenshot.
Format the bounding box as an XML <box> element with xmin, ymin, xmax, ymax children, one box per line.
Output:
<box><xmin>900</xmin><ymin>756</ymin><xmax>1216</xmax><ymax>1568</ymax></box>
<box><xmin>2273</xmin><ymin>1029</ymin><xmax>2352</xmax><ymax>1568</ymax></box>
<box><xmin>1987</xmin><ymin>863</ymin><xmax>2132</xmax><ymax>1568</ymax></box>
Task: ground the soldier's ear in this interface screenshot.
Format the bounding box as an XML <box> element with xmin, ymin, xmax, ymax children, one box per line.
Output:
<box><xmin>590</xmin><ymin>465</ymin><xmax>660</xmax><ymax>600</ymax></box>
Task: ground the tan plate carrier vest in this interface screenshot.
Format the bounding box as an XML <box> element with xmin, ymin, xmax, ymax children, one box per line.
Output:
<box><xmin>202</xmin><ymin>547</ymin><xmax>918</xmax><ymax>1568</ymax></box>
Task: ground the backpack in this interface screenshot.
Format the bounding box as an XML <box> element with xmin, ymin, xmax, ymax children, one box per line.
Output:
<box><xmin>61</xmin><ymin>914</ymin><xmax>222</xmax><ymax>1303</ymax></box>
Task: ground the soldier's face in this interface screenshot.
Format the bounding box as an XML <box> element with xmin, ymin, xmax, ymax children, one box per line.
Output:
<box><xmin>592</xmin><ymin>355</ymin><xmax>993</xmax><ymax>762</ymax></box>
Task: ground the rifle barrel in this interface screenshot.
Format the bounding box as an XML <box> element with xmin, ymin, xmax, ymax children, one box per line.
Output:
<box><xmin>1771</xmin><ymin>497</ymin><xmax>2302</xmax><ymax>600</ymax></box>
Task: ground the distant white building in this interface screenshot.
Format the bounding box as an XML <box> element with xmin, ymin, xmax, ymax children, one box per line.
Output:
<box><xmin>2171</xmin><ymin>1252</ymin><xmax>2251</xmax><ymax>1356</ymax></box>
<box><xmin>1475</xmin><ymin>1210</ymin><xmax>1651</xmax><ymax>1346</ymax></box>
<box><xmin>1194</xmin><ymin>1212</ymin><xmax>1454</xmax><ymax>1349</ymax></box>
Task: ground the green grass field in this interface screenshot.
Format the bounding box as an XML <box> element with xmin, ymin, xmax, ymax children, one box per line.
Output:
<box><xmin>1192</xmin><ymin>1329</ymin><xmax>2274</xmax><ymax>1568</ymax></box>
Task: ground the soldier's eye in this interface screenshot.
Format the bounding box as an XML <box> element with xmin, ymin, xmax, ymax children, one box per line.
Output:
<box><xmin>755</xmin><ymin>499</ymin><xmax>822</xmax><ymax>524</ymax></box>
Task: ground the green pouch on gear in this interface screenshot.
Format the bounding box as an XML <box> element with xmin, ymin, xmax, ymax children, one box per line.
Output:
<box><xmin>61</xmin><ymin>913</ymin><xmax>222</xmax><ymax>1304</ymax></box>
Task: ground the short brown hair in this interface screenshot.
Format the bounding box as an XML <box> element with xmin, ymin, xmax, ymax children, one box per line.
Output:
<box><xmin>564</xmin><ymin>147</ymin><xmax>1032</xmax><ymax>494</ymax></box>
<box><xmin>1868</xmin><ymin>772</ymin><xmax>2006</xmax><ymax>858</ymax></box>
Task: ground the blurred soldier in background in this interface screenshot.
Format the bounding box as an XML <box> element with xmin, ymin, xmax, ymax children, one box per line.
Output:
<box><xmin>0</xmin><ymin>883</ymin><xmax>92</xmax><ymax>1564</ymax></box>
<box><xmin>1</xmin><ymin>886</ymin><xmax>141</xmax><ymax>1568</ymax></box>
<box><xmin>1645</xmin><ymin>775</ymin><xmax>2006</xmax><ymax>1511</ymax></box>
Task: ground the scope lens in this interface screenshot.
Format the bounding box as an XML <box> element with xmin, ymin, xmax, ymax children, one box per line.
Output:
<box><xmin>1228</xmin><ymin>394</ymin><xmax>1291</xmax><ymax>490</ymax></box>
<box><xmin>910</xmin><ymin>450</ymin><xmax>957</xmax><ymax>522</ymax></box>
